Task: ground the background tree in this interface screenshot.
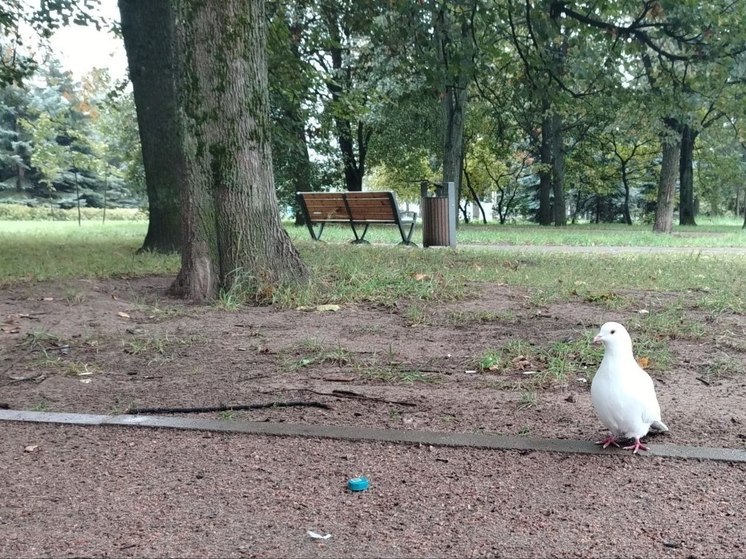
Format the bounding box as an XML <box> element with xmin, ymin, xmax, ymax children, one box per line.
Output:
<box><xmin>118</xmin><ymin>0</ymin><xmax>183</xmax><ymax>252</ymax></box>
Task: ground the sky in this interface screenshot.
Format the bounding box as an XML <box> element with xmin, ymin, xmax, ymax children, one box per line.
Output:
<box><xmin>29</xmin><ymin>0</ymin><xmax>129</xmax><ymax>80</ymax></box>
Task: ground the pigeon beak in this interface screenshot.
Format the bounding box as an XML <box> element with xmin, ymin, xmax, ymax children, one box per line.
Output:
<box><xmin>593</xmin><ymin>334</ymin><xmax>602</xmax><ymax>344</ymax></box>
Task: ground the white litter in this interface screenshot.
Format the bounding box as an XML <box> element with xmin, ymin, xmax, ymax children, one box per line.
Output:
<box><xmin>307</xmin><ymin>531</ymin><xmax>332</xmax><ymax>540</ymax></box>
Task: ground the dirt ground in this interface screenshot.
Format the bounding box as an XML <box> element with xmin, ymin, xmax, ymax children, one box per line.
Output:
<box><xmin>1</xmin><ymin>273</ymin><xmax>745</xmax><ymax>558</ymax></box>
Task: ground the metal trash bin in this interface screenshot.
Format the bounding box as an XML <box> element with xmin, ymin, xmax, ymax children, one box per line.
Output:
<box><xmin>420</xmin><ymin>181</ymin><xmax>457</xmax><ymax>248</ymax></box>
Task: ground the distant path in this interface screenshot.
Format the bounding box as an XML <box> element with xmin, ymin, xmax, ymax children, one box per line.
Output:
<box><xmin>458</xmin><ymin>244</ymin><xmax>746</xmax><ymax>256</ymax></box>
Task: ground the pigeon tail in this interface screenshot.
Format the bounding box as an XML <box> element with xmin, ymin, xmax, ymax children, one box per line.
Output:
<box><xmin>650</xmin><ymin>420</ymin><xmax>669</xmax><ymax>432</ymax></box>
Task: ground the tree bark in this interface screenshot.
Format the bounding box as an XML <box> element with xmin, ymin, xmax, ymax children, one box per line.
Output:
<box><xmin>118</xmin><ymin>0</ymin><xmax>183</xmax><ymax>253</ymax></box>
<box><xmin>551</xmin><ymin>112</ymin><xmax>566</xmax><ymax>226</ymax></box>
<box><xmin>434</xmin><ymin>2</ymin><xmax>473</xmax><ymax>206</ymax></box>
<box><xmin>538</xmin><ymin>111</ymin><xmax>553</xmax><ymax>225</ymax></box>
<box><xmin>322</xmin><ymin>5</ymin><xmax>367</xmax><ymax>192</ymax></box>
<box><xmin>441</xmin><ymin>85</ymin><xmax>467</xmax><ymax>197</ymax></box>
<box><xmin>679</xmin><ymin>124</ymin><xmax>697</xmax><ymax>226</ymax></box>
<box><xmin>621</xmin><ymin>175</ymin><xmax>632</xmax><ymax>225</ymax></box>
<box><xmin>653</xmin><ymin>137</ymin><xmax>681</xmax><ymax>234</ymax></box>
<box><xmin>169</xmin><ymin>0</ymin><xmax>308</xmax><ymax>302</ymax></box>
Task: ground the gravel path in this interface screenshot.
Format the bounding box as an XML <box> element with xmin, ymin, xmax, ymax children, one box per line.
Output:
<box><xmin>459</xmin><ymin>244</ymin><xmax>746</xmax><ymax>255</ymax></box>
<box><xmin>3</xmin><ymin>422</ymin><xmax>745</xmax><ymax>559</ymax></box>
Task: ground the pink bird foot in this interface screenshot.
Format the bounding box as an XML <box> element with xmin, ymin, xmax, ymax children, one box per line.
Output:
<box><xmin>622</xmin><ymin>438</ymin><xmax>648</xmax><ymax>454</ymax></box>
<box><xmin>595</xmin><ymin>435</ymin><xmax>620</xmax><ymax>448</ymax></box>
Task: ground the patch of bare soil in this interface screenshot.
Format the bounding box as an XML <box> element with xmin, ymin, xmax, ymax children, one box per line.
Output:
<box><xmin>1</xmin><ymin>276</ymin><xmax>745</xmax><ymax>558</ymax></box>
<box><xmin>1</xmin><ymin>276</ymin><xmax>744</xmax><ymax>448</ymax></box>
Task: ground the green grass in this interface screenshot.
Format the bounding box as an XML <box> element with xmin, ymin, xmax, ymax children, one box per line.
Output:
<box><xmin>285</xmin><ymin>218</ymin><xmax>746</xmax><ymax>248</ymax></box>
<box><xmin>274</xmin><ymin>242</ymin><xmax>745</xmax><ymax>313</ymax></box>
<box><xmin>0</xmin><ymin>220</ymin><xmax>178</xmax><ymax>286</ymax></box>
<box><xmin>1</xmin><ymin>220</ymin><xmax>744</xmax><ymax>315</ymax></box>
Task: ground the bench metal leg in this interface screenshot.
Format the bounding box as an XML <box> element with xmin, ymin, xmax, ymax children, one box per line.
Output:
<box><xmin>306</xmin><ymin>222</ymin><xmax>325</xmax><ymax>241</ymax></box>
<box><xmin>397</xmin><ymin>221</ymin><xmax>416</xmax><ymax>246</ymax></box>
<box><xmin>349</xmin><ymin>223</ymin><xmax>370</xmax><ymax>244</ymax></box>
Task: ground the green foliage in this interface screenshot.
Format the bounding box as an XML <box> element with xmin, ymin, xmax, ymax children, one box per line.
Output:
<box><xmin>3</xmin><ymin>60</ymin><xmax>144</xmax><ymax>211</ymax></box>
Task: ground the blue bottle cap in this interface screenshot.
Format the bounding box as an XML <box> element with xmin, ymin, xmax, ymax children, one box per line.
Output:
<box><xmin>347</xmin><ymin>476</ymin><xmax>370</xmax><ymax>491</ymax></box>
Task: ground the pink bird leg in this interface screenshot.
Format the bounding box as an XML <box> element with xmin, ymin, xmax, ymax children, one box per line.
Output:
<box><xmin>595</xmin><ymin>435</ymin><xmax>620</xmax><ymax>448</ymax></box>
<box><xmin>622</xmin><ymin>438</ymin><xmax>648</xmax><ymax>454</ymax></box>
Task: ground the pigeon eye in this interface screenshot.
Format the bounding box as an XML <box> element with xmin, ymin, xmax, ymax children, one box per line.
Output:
<box><xmin>610</xmin><ymin>329</ymin><xmax>616</xmax><ymax>334</ymax></box>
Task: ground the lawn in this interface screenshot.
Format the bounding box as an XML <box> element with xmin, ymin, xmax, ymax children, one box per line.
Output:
<box><xmin>1</xmin><ymin>218</ymin><xmax>743</xmax><ymax>314</ymax></box>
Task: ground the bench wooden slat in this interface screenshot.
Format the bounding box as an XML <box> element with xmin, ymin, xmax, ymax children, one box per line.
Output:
<box><xmin>296</xmin><ymin>191</ymin><xmax>417</xmax><ymax>245</ymax></box>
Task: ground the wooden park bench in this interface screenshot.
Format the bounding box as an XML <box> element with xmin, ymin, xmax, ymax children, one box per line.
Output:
<box><xmin>296</xmin><ymin>191</ymin><xmax>417</xmax><ymax>245</ymax></box>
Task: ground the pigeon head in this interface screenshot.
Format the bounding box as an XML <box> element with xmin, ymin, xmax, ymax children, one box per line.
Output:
<box><xmin>593</xmin><ymin>321</ymin><xmax>632</xmax><ymax>350</ymax></box>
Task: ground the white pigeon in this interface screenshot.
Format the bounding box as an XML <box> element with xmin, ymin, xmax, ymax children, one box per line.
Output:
<box><xmin>590</xmin><ymin>321</ymin><xmax>668</xmax><ymax>454</ymax></box>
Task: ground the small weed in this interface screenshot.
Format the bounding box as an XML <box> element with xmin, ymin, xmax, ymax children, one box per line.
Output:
<box><xmin>217</xmin><ymin>288</ymin><xmax>242</xmax><ymax>311</ymax></box>
<box><xmin>404</xmin><ymin>304</ymin><xmax>428</xmax><ymax>326</ymax></box>
<box><xmin>518</xmin><ymin>426</ymin><xmax>532</xmax><ymax>436</ymax></box>
<box><xmin>581</xmin><ymin>290</ymin><xmax>628</xmax><ymax>310</ymax></box>
<box><xmin>629</xmin><ymin>306</ymin><xmax>706</xmax><ymax>340</ymax></box>
<box><xmin>518</xmin><ymin>390</ymin><xmax>537</xmax><ymax>410</ymax></box>
<box><xmin>218</xmin><ymin>410</ymin><xmax>237</xmax><ymax>421</ymax></box>
<box><xmin>350</xmin><ymin>324</ymin><xmax>384</xmax><ymax>335</ymax></box>
<box><xmin>543</xmin><ymin>335</ymin><xmax>603</xmax><ymax>381</ymax></box>
<box><xmin>361</xmin><ymin>367</ymin><xmax>439</xmax><ymax>384</ymax></box>
<box><xmin>123</xmin><ymin>335</ymin><xmax>197</xmax><ymax>366</ymax></box>
<box><xmin>124</xmin><ymin>335</ymin><xmax>195</xmax><ymax>355</ymax></box>
<box><xmin>30</xmin><ymin>399</ymin><xmax>50</xmax><ymax>412</ymax></box>
<box><xmin>130</xmin><ymin>297</ymin><xmax>188</xmax><ymax>321</ymax></box>
<box><xmin>388</xmin><ymin>409</ymin><xmax>401</xmax><ymax>421</ymax></box>
<box><xmin>64</xmin><ymin>288</ymin><xmax>86</xmax><ymax>305</ymax></box>
<box><xmin>477</xmin><ymin>339</ymin><xmax>537</xmax><ymax>373</ymax></box>
<box><xmin>704</xmin><ymin>357</ymin><xmax>742</xmax><ymax>380</ymax></box>
<box><xmin>64</xmin><ymin>362</ymin><xmax>99</xmax><ymax>377</ymax></box>
<box><xmin>108</xmin><ymin>402</ymin><xmax>134</xmax><ymax>415</ymax></box>
<box><xmin>284</xmin><ymin>339</ymin><xmax>353</xmax><ymax>370</ymax></box>
<box><xmin>20</xmin><ymin>330</ymin><xmax>61</xmax><ymax>352</ymax></box>
<box><xmin>442</xmin><ymin>310</ymin><xmax>513</xmax><ymax>326</ymax></box>
<box><xmin>478</xmin><ymin>350</ymin><xmax>503</xmax><ymax>372</ymax></box>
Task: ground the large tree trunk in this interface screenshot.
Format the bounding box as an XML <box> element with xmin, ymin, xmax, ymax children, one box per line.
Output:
<box><xmin>653</xmin><ymin>137</ymin><xmax>681</xmax><ymax>234</ymax></box>
<box><xmin>551</xmin><ymin>113</ymin><xmax>566</xmax><ymax>226</ymax></box>
<box><xmin>118</xmin><ymin>0</ymin><xmax>183</xmax><ymax>253</ymax></box>
<box><xmin>169</xmin><ymin>0</ymin><xmax>308</xmax><ymax>302</ymax></box>
<box><xmin>679</xmin><ymin>124</ymin><xmax>697</xmax><ymax>226</ymax></box>
<box><xmin>538</xmin><ymin>111</ymin><xmax>553</xmax><ymax>225</ymax></box>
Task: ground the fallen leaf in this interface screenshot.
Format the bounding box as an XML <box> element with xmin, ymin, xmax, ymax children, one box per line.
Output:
<box><xmin>411</xmin><ymin>272</ymin><xmax>430</xmax><ymax>281</ymax></box>
<box><xmin>315</xmin><ymin>304</ymin><xmax>340</xmax><ymax>312</ymax></box>
<box><xmin>637</xmin><ymin>356</ymin><xmax>650</xmax><ymax>368</ymax></box>
<box><xmin>117</xmin><ymin>312</ymin><xmax>131</xmax><ymax>319</ymax></box>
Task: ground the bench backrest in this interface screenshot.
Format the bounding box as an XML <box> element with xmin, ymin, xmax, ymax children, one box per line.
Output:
<box><xmin>344</xmin><ymin>192</ymin><xmax>399</xmax><ymax>223</ymax></box>
<box><xmin>298</xmin><ymin>191</ymin><xmax>402</xmax><ymax>224</ymax></box>
<box><xmin>298</xmin><ymin>192</ymin><xmax>350</xmax><ymax>221</ymax></box>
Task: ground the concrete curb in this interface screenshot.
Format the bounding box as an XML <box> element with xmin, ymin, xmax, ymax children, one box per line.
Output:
<box><xmin>2</xmin><ymin>410</ymin><xmax>745</xmax><ymax>463</ymax></box>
